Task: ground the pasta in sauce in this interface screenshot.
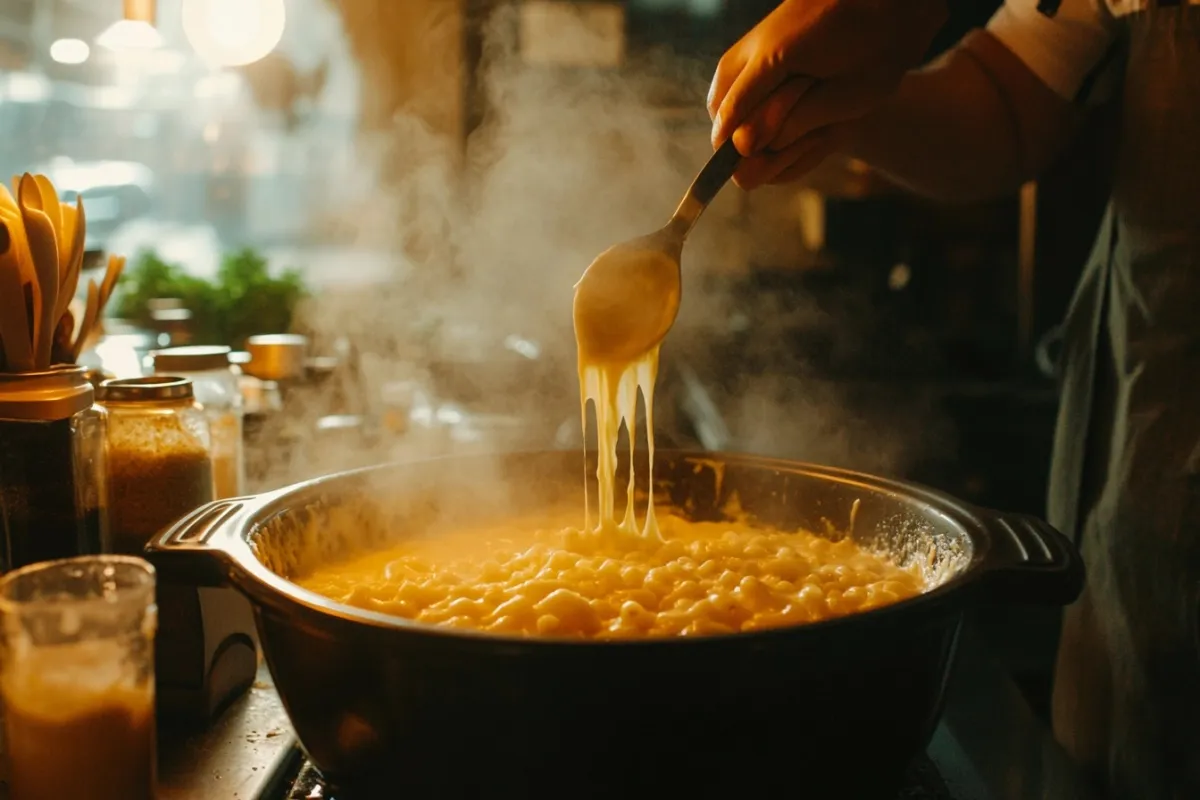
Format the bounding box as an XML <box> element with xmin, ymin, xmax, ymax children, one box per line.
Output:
<box><xmin>296</xmin><ymin>512</ymin><xmax>923</xmax><ymax>638</ymax></box>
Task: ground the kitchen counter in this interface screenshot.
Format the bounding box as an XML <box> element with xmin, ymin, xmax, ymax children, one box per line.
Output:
<box><xmin>145</xmin><ymin>620</ymin><xmax>1094</xmax><ymax>800</ymax></box>
<box><xmin>157</xmin><ymin>663</ymin><xmax>298</xmax><ymax>800</ymax></box>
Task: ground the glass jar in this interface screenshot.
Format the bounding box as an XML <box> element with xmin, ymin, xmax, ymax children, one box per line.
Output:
<box><xmin>98</xmin><ymin>378</ymin><xmax>214</xmax><ymax>555</ymax></box>
<box><xmin>151</xmin><ymin>346</ymin><xmax>245</xmax><ymax>499</ymax></box>
<box><xmin>0</xmin><ymin>555</ymin><xmax>157</xmax><ymax>800</ymax></box>
<box><xmin>0</xmin><ymin>366</ymin><xmax>108</xmax><ymax>572</ymax></box>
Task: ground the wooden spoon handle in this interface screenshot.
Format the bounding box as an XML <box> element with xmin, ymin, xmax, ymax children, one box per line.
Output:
<box><xmin>690</xmin><ymin>138</ymin><xmax>742</xmax><ymax>208</ymax></box>
<box><xmin>669</xmin><ymin>138</ymin><xmax>742</xmax><ymax>238</ymax></box>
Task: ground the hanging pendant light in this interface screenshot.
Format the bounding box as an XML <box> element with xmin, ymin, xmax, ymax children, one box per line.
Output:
<box><xmin>182</xmin><ymin>0</ymin><xmax>287</xmax><ymax>68</ymax></box>
<box><xmin>96</xmin><ymin>0</ymin><xmax>164</xmax><ymax>51</ymax></box>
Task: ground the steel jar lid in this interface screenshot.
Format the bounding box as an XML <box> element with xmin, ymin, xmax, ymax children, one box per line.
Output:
<box><xmin>0</xmin><ymin>365</ymin><xmax>95</xmax><ymax>422</ymax></box>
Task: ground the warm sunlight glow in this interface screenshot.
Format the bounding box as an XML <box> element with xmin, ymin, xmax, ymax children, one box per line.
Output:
<box><xmin>182</xmin><ymin>0</ymin><xmax>287</xmax><ymax>68</ymax></box>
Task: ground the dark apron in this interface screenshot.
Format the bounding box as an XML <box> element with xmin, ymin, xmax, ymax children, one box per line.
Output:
<box><xmin>1048</xmin><ymin>4</ymin><xmax>1200</xmax><ymax>799</ymax></box>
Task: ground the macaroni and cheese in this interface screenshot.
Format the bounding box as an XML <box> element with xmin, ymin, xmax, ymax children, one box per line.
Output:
<box><xmin>297</xmin><ymin>513</ymin><xmax>924</xmax><ymax>639</ymax></box>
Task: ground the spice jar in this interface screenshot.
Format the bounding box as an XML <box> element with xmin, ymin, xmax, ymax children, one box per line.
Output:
<box><xmin>0</xmin><ymin>366</ymin><xmax>108</xmax><ymax>573</ymax></box>
<box><xmin>98</xmin><ymin>378</ymin><xmax>214</xmax><ymax>555</ymax></box>
<box><xmin>151</xmin><ymin>346</ymin><xmax>245</xmax><ymax>499</ymax></box>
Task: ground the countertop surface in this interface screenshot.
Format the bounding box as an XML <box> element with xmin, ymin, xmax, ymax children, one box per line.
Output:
<box><xmin>157</xmin><ymin>663</ymin><xmax>298</xmax><ymax>800</ymax></box>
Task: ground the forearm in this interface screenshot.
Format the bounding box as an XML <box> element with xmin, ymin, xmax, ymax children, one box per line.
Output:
<box><xmin>843</xmin><ymin>30</ymin><xmax>1083</xmax><ymax>203</ymax></box>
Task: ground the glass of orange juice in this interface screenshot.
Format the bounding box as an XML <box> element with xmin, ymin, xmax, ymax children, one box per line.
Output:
<box><xmin>0</xmin><ymin>555</ymin><xmax>157</xmax><ymax>800</ymax></box>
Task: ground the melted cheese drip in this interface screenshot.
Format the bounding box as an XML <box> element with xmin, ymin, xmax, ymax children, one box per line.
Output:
<box><xmin>577</xmin><ymin>350</ymin><xmax>660</xmax><ymax>539</ymax></box>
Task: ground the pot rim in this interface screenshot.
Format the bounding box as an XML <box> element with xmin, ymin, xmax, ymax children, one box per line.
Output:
<box><xmin>146</xmin><ymin>449</ymin><xmax>1083</xmax><ymax>648</ymax></box>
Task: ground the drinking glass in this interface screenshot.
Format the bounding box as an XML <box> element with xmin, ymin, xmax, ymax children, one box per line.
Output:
<box><xmin>0</xmin><ymin>555</ymin><xmax>157</xmax><ymax>800</ymax></box>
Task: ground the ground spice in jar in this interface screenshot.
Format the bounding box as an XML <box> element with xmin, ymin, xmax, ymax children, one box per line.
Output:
<box><xmin>100</xmin><ymin>378</ymin><xmax>214</xmax><ymax>555</ymax></box>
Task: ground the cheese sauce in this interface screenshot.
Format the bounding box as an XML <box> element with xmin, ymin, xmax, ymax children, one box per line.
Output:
<box><xmin>576</xmin><ymin>349</ymin><xmax>660</xmax><ymax>539</ymax></box>
<box><xmin>571</xmin><ymin>245</ymin><xmax>680</xmax><ymax>540</ymax></box>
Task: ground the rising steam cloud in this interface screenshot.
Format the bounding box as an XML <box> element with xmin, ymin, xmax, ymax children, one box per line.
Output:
<box><xmin>282</xmin><ymin>1</ymin><xmax>951</xmax><ymax>487</ymax></box>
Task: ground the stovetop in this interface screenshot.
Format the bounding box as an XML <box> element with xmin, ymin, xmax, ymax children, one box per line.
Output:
<box><xmin>278</xmin><ymin>754</ymin><xmax>957</xmax><ymax>800</ymax></box>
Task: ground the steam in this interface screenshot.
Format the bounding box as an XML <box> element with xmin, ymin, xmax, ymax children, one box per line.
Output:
<box><xmin>265</xmin><ymin>2</ymin><xmax>950</xmax><ymax>490</ymax></box>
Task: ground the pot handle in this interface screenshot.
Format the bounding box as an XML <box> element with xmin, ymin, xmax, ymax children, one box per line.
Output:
<box><xmin>975</xmin><ymin>512</ymin><xmax>1085</xmax><ymax>605</ymax></box>
<box><xmin>143</xmin><ymin>499</ymin><xmax>250</xmax><ymax>588</ymax></box>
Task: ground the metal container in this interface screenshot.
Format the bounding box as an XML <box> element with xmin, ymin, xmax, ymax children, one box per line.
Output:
<box><xmin>147</xmin><ymin>450</ymin><xmax>1083</xmax><ymax>799</ymax></box>
<box><xmin>0</xmin><ymin>366</ymin><xmax>108</xmax><ymax>572</ymax></box>
<box><xmin>152</xmin><ymin>346</ymin><xmax>246</xmax><ymax>500</ymax></box>
<box><xmin>243</xmin><ymin>335</ymin><xmax>308</xmax><ymax>383</ymax></box>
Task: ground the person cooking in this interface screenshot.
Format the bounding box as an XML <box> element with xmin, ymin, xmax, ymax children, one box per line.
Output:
<box><xmin>706</xmin><ymin>1</ymin><xmax>1200</xmax><ymax>799</ymax></box>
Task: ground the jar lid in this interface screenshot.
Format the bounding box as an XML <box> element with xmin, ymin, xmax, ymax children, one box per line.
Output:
<box><xmin>0</xmin><ymin>365</ymin><xmax>95</xmax><ymax>422</ymax></box>
<box><xmin>152</xmin><ymin>345</ymin><xmax>232</xmax><ymax>373</ymax></box>
<box><xmin>98</xmin><ymin>376</ymin><xmax>194</xmax><ymax>403</ymax></box>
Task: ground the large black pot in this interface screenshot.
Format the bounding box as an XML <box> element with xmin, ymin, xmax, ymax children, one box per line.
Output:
<box><xmin>146</xmin><ymin>450</ymin><xmax>1083</xmax><ymax>799</ymax></box>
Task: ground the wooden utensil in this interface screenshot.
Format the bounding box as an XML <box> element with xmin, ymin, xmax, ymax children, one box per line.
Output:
<box><xmin>32</xmin><ymin>174</ymin><xmax>62</xmax><ymax>252</ymax></box>
<box><xmin>51</xmin><ymin>307</ymin><xmax>75</xmax><ymax>366</ymax></box>
<box><xmin>71</xmin><ymin>278</ymin><xmax>101</xmax><ymax>363</ymax></box>
<box><xmin>56</xmin><ymin>196</ymin><xmax>85</xmax><ymax>325</ymax></box>
<box><xmin>0</xmin><ymin>182</ymin><xmax>18</xmax><ymax>220</ymax></box>
<box><xmin>98</xmin><ymin>252</ymin><xmax>125</xmax><ymax>311</ymax></box>
<box><xmin>0</xmin><ymin>218</ymin><xmax>34</xmax><ymax>372</ymax></box>
<box><xmin>18</xmin><ymin>174</ymin><xmax>60</xmax><ymax>369</ymax></box>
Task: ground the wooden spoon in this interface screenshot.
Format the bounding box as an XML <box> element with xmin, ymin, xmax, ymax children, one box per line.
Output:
<box><xmin>18</xmin><ymin>174</ymin><xmax>59</xmax><ymax>369</ymax></box>
<box><xmin>0</xmin><ymin>219</ymin><xmax>34</xmax><ymax>371</ymax></box>
<box><xmin>98</xmin><ymin>252</ymin><xmax>125</xmax><ymax>311</ymax></box>
<box><xmin>2</xmin><ymin>186</ymin><xmax>38</xmax><ymax>369</ymax></box>
<box><xmin>71</xmin><ymin>278</ymin><xmax>101</xmax><ymax>363</ymax></box>
<box><xmin>56</xmin><ymin>196</ymin><xmax>85</xmax><ymax>326</ymax></box>
<box><xmin>0</xmin><ymin>182</ymin><xmax>18</xmax><ymax>220</ymax></box>
<box><xmin>32</xmin><ymin>174</ymin><xmax>62</xmax><ymax>253</ymax></box>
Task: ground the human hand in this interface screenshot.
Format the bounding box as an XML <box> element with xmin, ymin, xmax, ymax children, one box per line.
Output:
<box><xmin>708</xmin><ymin>0</ymin><xmax>948</xmax><ymax>189</ymax></box>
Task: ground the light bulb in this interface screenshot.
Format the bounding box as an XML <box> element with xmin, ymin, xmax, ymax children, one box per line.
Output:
<box><xmin>50</xmin><ymin>38</ymin><xmax>91</xmax><ymax>65</ymax></box>
<box><xmin>182</xmin><ymin>0</ymin><xmax>287</xmax><ymax>68</ymax></box>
